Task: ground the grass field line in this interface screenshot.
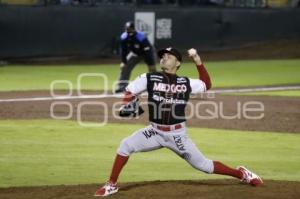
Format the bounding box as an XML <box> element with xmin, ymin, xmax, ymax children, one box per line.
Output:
<box><xmin>0</xmin><ymin>85</ymin><xmax>300</xmax><ymax>103</ymax></box>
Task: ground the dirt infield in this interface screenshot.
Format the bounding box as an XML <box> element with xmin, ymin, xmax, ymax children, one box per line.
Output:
<box><xmin>0</xmin><ymin>90</ymin><xmax>300</xmax><ymax>198</ymax></box>
<box><xmin>1</xmin><ymin>180</ymin><xmax>300</xmax><ymax>199</ymax></box>
<box><xmin>0</xmin><ymin>90</ymin><xmax>299</xmax><ymax>133</ymax></box>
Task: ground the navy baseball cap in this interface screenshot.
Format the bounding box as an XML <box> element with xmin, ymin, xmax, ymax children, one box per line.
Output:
<box><xmin>125</xmin><ymin>21</ymin><xmax>135</xmax><ymax>30</ymax></box>
<box><xmin>158</xmin><ymin>47</ymin><xmax>182</xmax><ymax>62</ymax></box>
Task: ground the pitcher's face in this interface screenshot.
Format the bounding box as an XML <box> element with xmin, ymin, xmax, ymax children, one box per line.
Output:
<box><xmin>160</xmin><ymin>53</ymin><xmax>179</xmax><ymax>71</ymax></box>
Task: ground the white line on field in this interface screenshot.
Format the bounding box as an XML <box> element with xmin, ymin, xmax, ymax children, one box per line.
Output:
<box><xmin>0</xmin><ymin>94</ymin><xmax>122</xmax><ymax>103</ymax></box>
<box><xmin>209</xmin><ymin>85</ymin><xmax>300</xmax><ymax>94</ymax></box>
<box><xmin>0</xmin><ymin>85</ymin><xmax>299</xmax><ymax>103</ymax></box>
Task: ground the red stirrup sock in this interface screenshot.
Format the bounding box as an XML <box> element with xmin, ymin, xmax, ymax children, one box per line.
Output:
<box><xmin>213</xmin><ymin>161</ymin><xmax>243</xmax><ymax>179</ymax></box>
<box><xmin>109</xmin><ymin>154</ymin><xmax>129</xmax><ymax>184</ymax></box>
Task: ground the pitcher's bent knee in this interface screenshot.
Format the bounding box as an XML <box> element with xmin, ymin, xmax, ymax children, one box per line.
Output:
<box><xmin>117</xmin><ymin>137</ymin><xmax>135</xmax><ymax>156</ymax></box>
<box><xmin>193</xmin><ymin>158</ymin><xmax>214</xmax><ymax>174</ymax></box>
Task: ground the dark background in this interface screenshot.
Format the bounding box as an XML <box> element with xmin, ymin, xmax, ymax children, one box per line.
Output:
<box><xmin>0</xmin><ymin>5</ymin><xmax>300</xmax><ymax>59</ymax></box>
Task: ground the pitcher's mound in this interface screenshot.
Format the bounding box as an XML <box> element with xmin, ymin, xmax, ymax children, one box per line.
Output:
<box><xmin>1</xmin><ymin>179</ymin><xmax>300</xmax><ymax>199</ymax></box>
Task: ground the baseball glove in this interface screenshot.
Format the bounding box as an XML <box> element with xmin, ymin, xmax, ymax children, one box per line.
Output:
<box><xmin>119</xmin><ymin>98</ymin><xmax>144</xmax><ymax>117</ymax></box>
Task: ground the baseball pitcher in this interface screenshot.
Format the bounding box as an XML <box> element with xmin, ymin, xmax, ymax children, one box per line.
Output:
<box><xmin>95</xmin><ymin>47</ymin><xmax>263</xmax><ymax>197</ymax></box>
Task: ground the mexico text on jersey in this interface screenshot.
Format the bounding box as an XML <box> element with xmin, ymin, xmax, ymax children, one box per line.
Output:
<box><xmin>146</xmin><ymin>72</ymin><xmax>191</xmax><ymax>125</ymax></box>
<box><xmin>126</xmin><ymin>72</ymin><xmax>206</xmax><ymax>125</ymax></box>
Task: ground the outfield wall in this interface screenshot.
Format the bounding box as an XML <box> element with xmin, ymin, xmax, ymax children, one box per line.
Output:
<box><xmin>0</xmin><ymin>6</ymin><xmax>299</xmax><ymax>59</ymax></box>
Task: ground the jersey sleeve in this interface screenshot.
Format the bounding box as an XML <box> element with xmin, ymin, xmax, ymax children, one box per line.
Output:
<box><xmin>189</xmin><ymin>78</ymin><xmax>207</xmax><ymax>94</ymax></box>
<box><xmin>126</xmin><ymin>73</ymin><xmax>147</xmax><ymax>95</ymax></box>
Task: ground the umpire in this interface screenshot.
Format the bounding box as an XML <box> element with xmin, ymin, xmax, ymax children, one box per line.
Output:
<box><xmin>114</xmin><ymin>21</ymin><xmax>156</xmax><ymax>93</ymax></box>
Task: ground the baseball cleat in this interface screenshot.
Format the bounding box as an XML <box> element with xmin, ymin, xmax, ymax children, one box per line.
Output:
<box><xmin>94</xmin><ymin>182</ymin><xmax>118</xmax><ymax>197</ymax></box>
<box><xmin>237</xmin><ymin>166</ymin><xmax>263</xmax><ymax>186</ymax></box>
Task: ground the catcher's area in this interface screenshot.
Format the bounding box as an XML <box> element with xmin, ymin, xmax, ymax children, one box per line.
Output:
<box><xmin>0</xmin><ymin>90</ymin><xmax>300</xmax><ymax>199</ymax></box>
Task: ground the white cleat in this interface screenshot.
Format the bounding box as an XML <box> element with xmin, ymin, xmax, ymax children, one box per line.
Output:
<box><xmin>94</xmin><ymin>182</ymin><xmax>119</xmax><ymax>197</ymax></box>
<box><xmin>237</xmin><ymin>166</ymin><xmax>263</xmax><ymax>186</ymax></box>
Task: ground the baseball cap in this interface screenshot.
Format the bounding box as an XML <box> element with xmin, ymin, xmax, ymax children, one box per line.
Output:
<box><xmin>125</xmin><ymin>21</ymin><xmax>135</xmax><ymax>30</ymax></box>
<box><xmin>157</xmin><ymin>47</ymin><xmax>182</xmax><ymax>62</ymax></box>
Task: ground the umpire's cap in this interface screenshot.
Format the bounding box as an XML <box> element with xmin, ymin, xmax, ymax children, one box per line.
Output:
<box><xmin>158</xmin><ymin>47</ymin><xmax>182</xmax><ymax>62</ymax></box>
<box><xmin>125</xmin><ymin>21</ymin><xmax>135</xmax><ymax>30</ymax></box>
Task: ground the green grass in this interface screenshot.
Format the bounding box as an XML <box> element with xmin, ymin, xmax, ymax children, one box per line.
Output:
<box><xmin>231</xmin><ymin>90</ymin><xmax>300</xmax><ymax>97</ymax></box>
<box><xmin>202</xmin><ymin>59</ymin><xmax>300</xmax><ymax>88</ymax></box>
<box><xmin>0</xmin><ymin>120</ymin><xmax>299</xmax><ymax>187</ymax></box>
<box><xmin>0</xmin><ymin>59</ymin><xmax>299</xmax><ymax>91</ymax></box>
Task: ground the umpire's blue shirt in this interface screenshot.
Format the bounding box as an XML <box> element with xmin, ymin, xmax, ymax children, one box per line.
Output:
<box><xmin>120</xmin><ymin>31</ymin><xmax>155</xmax><ymax>65</ymax></box>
